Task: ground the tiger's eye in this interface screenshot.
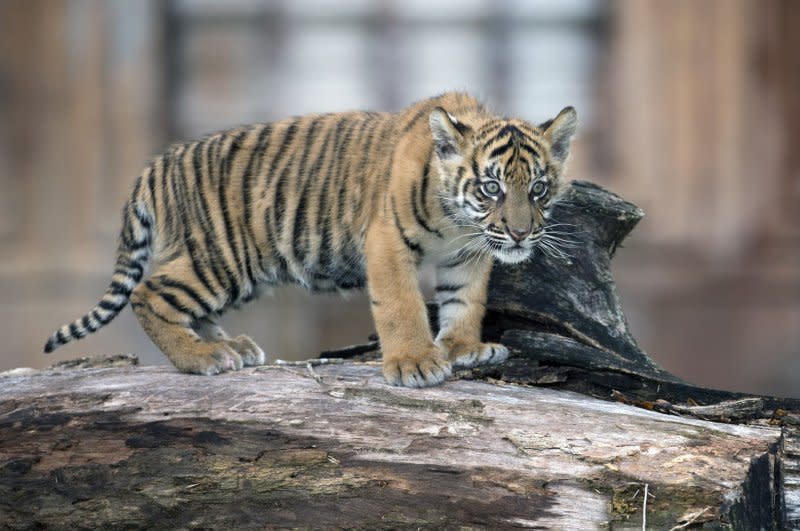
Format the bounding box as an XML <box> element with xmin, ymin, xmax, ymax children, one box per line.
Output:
<box><xmin>482</xmin><ymin>181</ymin><xmax>501</xmax><ymax>196</ymax></box>
<box><xmin>531</xmin><ymin>181</ymin><xmax>547</xmax><ymax>197</ymax></box>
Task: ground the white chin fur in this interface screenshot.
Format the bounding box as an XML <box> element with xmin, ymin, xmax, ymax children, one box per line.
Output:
<box><xmin>493</xmin><ymin>247</ymin><xmax>532</xmax><ymax>264</ymax></box>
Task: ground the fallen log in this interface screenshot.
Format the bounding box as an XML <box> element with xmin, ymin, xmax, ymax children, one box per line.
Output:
<box><xmin>0</xmin><ymin>361</ymin><xmax>790</xmax><ymax>529</ymax></box>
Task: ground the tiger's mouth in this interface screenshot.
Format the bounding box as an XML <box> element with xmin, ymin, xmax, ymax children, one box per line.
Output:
<box><xmin>490</xmin><ymin>241</ymin><xmax>534</xmax><ymax>264</ymax></box>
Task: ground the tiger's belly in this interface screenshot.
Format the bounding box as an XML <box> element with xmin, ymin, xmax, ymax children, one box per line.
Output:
<box><xmin>279</xmin><ymin>242</ymin><xmax>367</xmax><ymax>294</ymax></box>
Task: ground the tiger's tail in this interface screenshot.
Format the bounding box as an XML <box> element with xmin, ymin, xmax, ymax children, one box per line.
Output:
<box><xmin>43</xmin><ymin>198</ymin><xmax>154</xmax><ymax>353</ymax></box>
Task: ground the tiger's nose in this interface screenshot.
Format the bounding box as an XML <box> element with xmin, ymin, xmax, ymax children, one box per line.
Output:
<box><xmin>508</xmin><ymin>227</ymin><xmax>531</xmax><ymax>242</ymax></box>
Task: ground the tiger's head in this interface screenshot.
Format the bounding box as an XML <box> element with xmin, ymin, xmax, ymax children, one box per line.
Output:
<box><xmin>430</xmin><ymin>105</ymin><xmax>578</xmax><ymax>264</ymax></box>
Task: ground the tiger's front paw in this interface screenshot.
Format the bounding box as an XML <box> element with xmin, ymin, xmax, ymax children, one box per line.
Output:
<box><xmin>447</xmin><ymin>342</ymin><xmax>509</xmax><ymax>369</ymax></box>
<box><xmin>383</xmin><ymin>347</ymin><xmax>452</xmax><ymax>388</ymax></box>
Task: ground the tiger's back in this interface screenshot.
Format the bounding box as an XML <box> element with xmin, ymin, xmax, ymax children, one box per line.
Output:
<box><xmin>152</xmin><ymin>110</ymin><xmax>395</xmax><ymax>298</ymax></box>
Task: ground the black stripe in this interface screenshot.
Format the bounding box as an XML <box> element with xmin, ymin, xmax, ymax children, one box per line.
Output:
<box><xmin>131</xmin><ymin>173</ymin><xmax>143</xmax><ymax>203</ymax></box>
<box><xmin>207</xmin><ymin>232</ymin><xmax>240</xmax><ymax>303</ymax></box>
<box><xmin>410</xmin><ymin>183</ymin><xmax>442</xmax><ymax>238</ymax></box>
<box><xmin>307</xmin><ymin>119</ymin><xmax>338</xmax><ymax>269</ymax></box>
<box><xmin>81</xmin><ymin>314</ymin><xmax>98</xmax><ymax>333</ymax></box>
<box><xmin>482</xmin><ymin>124</ymin><xmax>520</xmax><ymax>151</ymax></box>
<box><xmin>402</xmin><ymin>105</ymin><xmax>430</xmax><ymax>133</ymax></box>
<box><xmin>157</xmin><ymin>290</ymin><xmax>195</xmax><ymax>317</ymax></box>
<box><xmin>162</xmin><ymin>150</ymin><xmax>177</xmax><ymax>237</ymax></box>
<box><xmin>218</xmin><ymin>132</ymin><xmax>248</xmax><ymax>284</ymax></box>
<box><xmin>317</xmin><ymin>119</ymin><xmax>350</xmax><ymax>271</ymax></box>
<box><xmin>56</xmin><ymin>329</ymin><xmax>67</xmax><ymax>344</ymax></box>
<box><xmin>537</xmin><ymin>118</ymin><xmax>553</xmax><ymax>132</ymax></box>
<box><xmin>171</xmin><ymin>145</ymin><xmax>191</xmax><ymax>250</ymax></box>
<box><xmin>264</xmin><ymin>206</ymin><xmax>289</xmax><ymax>276</ymax></box>
<box><xmin>120</xmin><ymin>205</ymin><xmax>134</xmax><ymax>245</ymax></box>
<box><xmin>126</xmin><ymin>238</ymin><xmax>149</xmax><ymax>251</ymax></box>
<box><xmin>268</xmin><ymin>122</ymin><xmax>299</xmax><ymax>184</ymax></box>
<box><xmin>392</xmin><ymin>198</ymin><xmax>423</xmax><ymax>259</ymax></box>
<box><xmin>159</xmin><ymin>277</ymin><xmax>215</xmax><ymax>315</ymax></box>
<box><xmin>99</xmin><ymin>299</ymin><xmax>123</xmax><ymax>312</ymax></box>
<box><xmin>435</xmin><ymin>284</ymin><xmax>465</xmax><ymax>293</ymax></box>
<box><xmin>190</xmin><ymin>141</ymin><xmax>223</xmax><ymax>286</ymax></box>
<box><xmin>451</xmin><ymin>118</ymin><xmax>468</xmax><ymax>136</ymax></box>
<box><xmin>110</xmin><ymin>280</ymin><xmax>132</xmax><ymax>296</ymax></box>
<box><xmin>139</xmin><ymin>300</ymin><xmax>185</xmax><ymax>326</ymax></box>
<box><xmin>489</xmin><ymin>141</ymin><xmax>515</xmax><ymax>160</ymax></box>
<box><xmin>267</xmin><ymin>121</ymin><xmax>304</xmax><ymax>280</ymax></box>
<box><xmin>93</xmin><ymin>309</ymin><xmax>114</xmax><ymax>326</ymax></box>
<box><xmin>68</xmin><ymin>322</ymin><xmax>81</xmax><ymax>339</ymax></box>
<box><xmin>185</xmin><ymin>236</ymin><xmax>219</xmax><ymax>301</ymax></box>
<box><xmin>519</xmin><ymin>142</ymin><xmax>542</xmax><ymax>158</ymax></box>
<box><xmin>517</xmin><ymin>128</ymin><xmax>546</xmax><ymax>153</ymax></box>
<box><xmin>476</xmin><ymin>122</ymin><xmax>505</xmax><ymax>141</ymax></box>
<box><xmin>192</xmin><ymin>139</ymin><xmax>239</xmax><ymax>300</ymax></box>
<box><xmin>133</xmin><ymin>198</ymin><xmax>152</xmax><ymax>230</ymax></box>
<box><xmin>353</xmin><ymin>117</ymin><xmax>380</xmax><ymax>217</ymax></box>
<box><xmin>418</xmin><ymin>159</ymin><xmax>432</xmax><ymax>220</ymax></box>
<box><xmin>334</xmin><ymin>117</ymin><xmax>358</xmax><ymax>219</ymax></box>
<box><xmin>128</xmin><ymin>262</ymin><xmax>144</xmax><ymax>284</ymax></box>
<box><xmin>327</xmin><ymin>117</ymin><xmax>360</xmax><ymax>273</ymax></box>
<box><xmin>146</xmin><ymin>164</ymin><xmax>158</xmax><ymax>220</ymax></box>
<box><xmin>291</xmin><ymin>118</ymin><xmax>327</xmax><ymax>264</ymax></box>
<box><xmin>272</xmin><ymin>120</ymin><xmax>305</xmax><ymax>226</ymax></box>
<box><xmin>292</xmin><ymin>179</ymin><xmax>312</xmax><ymax>264</ymax></box>
<box><xmin>471</xmin><ymin>160</ymin><xmax>482</xmax><ymax>181</ymax></box>
<box><xmin>333</xmin><ymin>118</ymin><xmax>359</xmax><ymax>253</ymax></box>
<box><xmin>237</xmin><ymin>216</ymin><xmax>257</xmax><ymax>287</ymax></box>
<box><xmin>242</xmin><ymin>125</ymin><xmax>273</xmax><ymax>270</ymax></box>
<box><xmin>439</xmin><ymin>297</ymin><xmax>466</xmax><ymax>307</ymax></box>
<box><xmin>154</xmin><ymin>152</ymin><xmax>173</xmax><ymax>233</ymax></box>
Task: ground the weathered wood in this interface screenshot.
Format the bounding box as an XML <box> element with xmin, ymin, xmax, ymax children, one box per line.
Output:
<box><xmin>0</xmin><ymin>362</ymin><xmax>787</xmax><ymax>529</ymax></box>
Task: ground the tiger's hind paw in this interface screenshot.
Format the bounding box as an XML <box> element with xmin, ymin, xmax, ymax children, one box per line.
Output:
<box><xmin>449</xmin><ymin>342</ymin><xmax>509</xmax><ymax>369</ymax></box>
<box><xmin>168</xmin><ymin>342</ymin><xmax>244</xmax><ymax>375</ymax></box>
<box><xmin>224</xmin><ymin>334</ymin><xmax>266</xmax><ymax>366</ymax></box>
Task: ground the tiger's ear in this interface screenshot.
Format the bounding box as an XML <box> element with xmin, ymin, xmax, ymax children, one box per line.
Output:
<box><xmin>540</xmin><ymin>106</ymin><xmax>578</xmax><ymax>164</ymax></box>
<box><xmin>429</xmin><ymin>107</ymin><xmax>470</xmax><ymax>160</ymax></box>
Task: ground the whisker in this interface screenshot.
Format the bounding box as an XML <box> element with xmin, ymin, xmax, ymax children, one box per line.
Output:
<box><xmin>541</xmin><ymin>235</ymin><xmax>581</xmax><ymax>248</ymax></box>
<box><xmin>538</xmin><ymin>240</ymin><xmax>573</xmax><ymax>263</ymax></box>
<box><xmin>446</xmin><ymin>232</ymin><xmax>486</xmax><ymax>260</ymax></box>
<box><xmin>543</xmin><ymin>222</ymin><xmax>580</xmax><ymax>229</ymax></box>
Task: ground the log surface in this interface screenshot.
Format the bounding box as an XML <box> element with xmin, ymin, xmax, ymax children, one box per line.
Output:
<box><xmin>0</xmin><ymin>362</ymin><xmax>785</xmax><ymax>529</ymax></box>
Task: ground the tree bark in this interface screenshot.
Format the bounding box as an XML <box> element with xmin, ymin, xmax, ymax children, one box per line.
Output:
<box><xmin>0</xmin><ymin>361</ymin><xmax>789</xmax><ymax>529</ymax></box>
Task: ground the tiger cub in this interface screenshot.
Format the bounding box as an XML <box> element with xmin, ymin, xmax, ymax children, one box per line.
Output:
<box><xmin>44</xmin><ymin>92</ymin><xmax>577</xmax><ymax>387</ymax></box>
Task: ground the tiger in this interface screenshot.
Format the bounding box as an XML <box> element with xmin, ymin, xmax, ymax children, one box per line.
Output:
<box><xmin>43</xmin><ymin>91</ymin><xmax>577</xmax><ymax>388</ymax></box>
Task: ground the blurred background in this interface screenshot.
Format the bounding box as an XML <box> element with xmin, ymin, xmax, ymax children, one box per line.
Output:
<box><xmin>1</xmin><ymin>0</ymin><xmax>797</xmax><ymax>396</ymax></box>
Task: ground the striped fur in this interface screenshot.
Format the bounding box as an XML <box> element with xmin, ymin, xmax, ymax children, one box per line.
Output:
<box><xmin>44</xmin><ymin>92</ymin><xmax>577</xmax><ymax>387</ymax></box>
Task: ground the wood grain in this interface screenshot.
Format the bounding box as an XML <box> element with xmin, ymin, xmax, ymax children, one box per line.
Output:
<box><xmin>0</xmin><ymin>362</ymin><xmax>784</xmax><ymax>529</ymax></box>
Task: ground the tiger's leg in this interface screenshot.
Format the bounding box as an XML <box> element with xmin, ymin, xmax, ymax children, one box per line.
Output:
<box><xmin>434</xmin><ymin>254</ymin><xmax>509</xmax><ymax>368</ymax></box>
<box><xmin>365</xmin><ymin>222</ymin><xmax>452</xmax><ymax>387</ymax></box>
<box><xmin>130</xmin><ymin>259</ymin><xmax>251</xmax><ymax>375</ymax></box>
<box><xmin>194</xmin><ymin>318</ymin><xmax>266</xmax><ymax>367</ymax></box>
